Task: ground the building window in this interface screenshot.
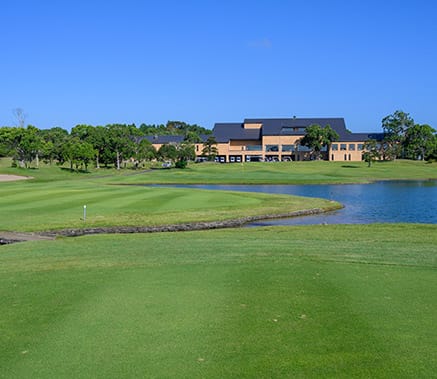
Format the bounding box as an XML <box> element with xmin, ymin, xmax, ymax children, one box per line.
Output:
<box><xmin>357</xmin><ymin>144</ymin><xmax>364</xmax><ymax>151</ymax></box>
<box><xmin>282</xmin><ymin>145</ymin><xmax>295</xmax><ymax>152</ymax></box>
<box><xmin>246</xmin><ymin>145</ymin><xmax>262</xmax><ymax>151</ymax></box>
<box><xmin>331</xmin><ymin>154</ymin><xmax>334</xmax><ymax>161</ymax></box>
<box><xmin>331</xmin><ymin>144</ymin><xmax>338</xmax><ymax>151</ymax></box>
<box><xmin>348</xmin><ymin>154</ymin><xmax>351</xmax><ymax>161</ymax></box>
<box><xmin>340</xmin><ymin>144</ymin><xmax>347</xmax><ymax>151</ymax></box>
<box><xmin>344</xmin><ymin>154</ymin><xmax>347</xmax><ymax>161</ymax></box>
<box><xmin>265</xmin><ymin>144</ymin><xmax>279</xmax><ymax>152</ymax></box>
<box><xmin>349</xmin><ymin>144</ymin><xmax>355</xmax><ymax>151</ymax></box>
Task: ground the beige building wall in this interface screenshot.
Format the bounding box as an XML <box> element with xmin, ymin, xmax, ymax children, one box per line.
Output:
<box><xmin>150</xmin><ymin>137</ymin><xmax>370</xmax><ymax>163</ymax></box>
<box><xmin>329</xmin><ymin>142</ymin><xmax>365</xmax><ymax>161</ymax></box>
<box><xmin>216</xmin><ymin>143</ymin><xmax>231</xmax><ymax>157</ymax></box>
<box><xmin>243</xmin><ymin>123</ymin><xmax>262</xmax><ymax>129</ymax></box>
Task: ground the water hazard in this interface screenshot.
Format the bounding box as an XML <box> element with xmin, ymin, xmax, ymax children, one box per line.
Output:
<box><xmin>167</xmin><ymin>181</ymin><xmax>437</xmax><ymax>225</ymax></box>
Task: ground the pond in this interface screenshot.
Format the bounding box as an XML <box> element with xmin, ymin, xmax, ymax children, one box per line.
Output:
<box><xmin>168</xmin><ymin>181</ymin><xmax>437</xmax><ymax>225</ymax></box>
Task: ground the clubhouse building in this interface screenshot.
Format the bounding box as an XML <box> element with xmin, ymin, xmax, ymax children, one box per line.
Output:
<box><xmin>147</xmin><ymin>117</ymin><xmax>384</xmax><ymax>163</ymax></box>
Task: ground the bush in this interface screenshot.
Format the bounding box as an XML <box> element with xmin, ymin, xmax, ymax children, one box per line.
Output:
<box><xmin>175</xmin><ymin>160</ymin><xmax>188</xmax><ymax>169</ymax></box>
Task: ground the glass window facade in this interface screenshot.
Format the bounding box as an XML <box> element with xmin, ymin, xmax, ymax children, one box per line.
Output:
<box><xmin>331</xmin><ymin>144</ymin><xmax>338</xmax><ymax>151</ymax></box>
<box><xmin>349</xmin><ymin>144</ymin><xmax>355</xmax><ymax>150</ymax></box>
<box><xmin>246</xmin><ymin>145</ymin><xmax>262</xmax><ymax>151</ymax></box>
<box><xmin>265</xmin><ymin>144</ymin><xmax>279</xmax><ymax>152</ymax></box>
<box><xmin>281</xmin><ymin>145</ymin><xmax>295</xmax><ymax>152</ymax></box>
<box><xmin>340</xmin><ymin>144</ymin><xmax>347</xmax><ymax>151</ymax></box>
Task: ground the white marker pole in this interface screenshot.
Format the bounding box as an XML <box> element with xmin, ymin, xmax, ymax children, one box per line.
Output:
<box><xmin>83</xmin><ymin>205</ymin><xmax>87</xmax><ymax>222</ymax></box>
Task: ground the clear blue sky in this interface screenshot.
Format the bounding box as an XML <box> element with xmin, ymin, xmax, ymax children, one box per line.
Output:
<box><xmin>1</xmin><ymin>0</ymin><xmax>436</xmax><ymax>132</ymax></box>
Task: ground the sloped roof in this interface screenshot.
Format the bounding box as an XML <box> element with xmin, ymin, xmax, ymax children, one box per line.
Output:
<box><xmin>336</xmin><ymin>132</ymin><xmax>385</xmax><ymax>142</ymax></box>
<box><xmin>212</xmin><ymin>123</ymin><xmax>261</xmax><ymax>143</ymax></box>
<box><xmin>146</xmin><ymin>118</ymin><xmax>385</xmax><ymax>146</ymax></box>
<box><xmin>243</xmin><ymin>118</ymin><xmax>348</xmax><ymax>136</ymax></box>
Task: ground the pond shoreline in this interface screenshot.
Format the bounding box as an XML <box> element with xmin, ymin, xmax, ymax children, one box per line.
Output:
<box><xmin>0</xmin><ymin>206</ymin><xmax>340</xmax><ymax>244</ymax></box>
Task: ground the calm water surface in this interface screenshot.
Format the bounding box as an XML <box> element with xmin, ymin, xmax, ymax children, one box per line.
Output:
<box><xmin>169</xmin><ymin>181</ymin><xmax>437</xmax><ymax>225</ymax></box>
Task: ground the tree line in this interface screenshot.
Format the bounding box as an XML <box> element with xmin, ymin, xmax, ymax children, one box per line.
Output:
<box><xmin>363</xmin><ymin>111</ymin><xmax>437</xmax><ymax>166</ymax></box>
<box><xmin>296</xmin><ymin>111</ymin><xmax>436</xmax><ymax>165</ymax></box>
<box><xmin>0</xmin><ymin>121</ymin><xmax>217</xmax><ymax>170</ymax></box>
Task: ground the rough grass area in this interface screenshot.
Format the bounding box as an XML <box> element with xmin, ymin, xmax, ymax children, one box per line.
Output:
<box><xmin>1</xmin><ymin>224</ymin><xmax>436</xmax><ymax>378</ymax></box>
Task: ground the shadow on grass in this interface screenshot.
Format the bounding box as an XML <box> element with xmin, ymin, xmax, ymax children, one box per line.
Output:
<box><xmin>60</xmin><ymin>167</ymin><xmax>91</xmax><ymax>174</ymax></box>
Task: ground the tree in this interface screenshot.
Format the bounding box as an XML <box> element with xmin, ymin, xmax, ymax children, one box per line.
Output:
<box><xmin>74</xmin><ymin>141</ymin><xmax>95</xmax><ymax>171</ymax></box>
<box><xmin>157</xmin><ymin>141</ymin><xmax>195</xmax><ymax>168</ymax></box>
<box><xmin>90</xmin><ymin>126</ymin><xmax>110</xmax><ymax>168</ymax></box>
<box><xmin>362</xmin><ymin>139</ymin><xmax>380</xmax><ymax>167</ymax></box>
<box><xmin>61</xmin><ymin>137</ymin><xmax>95</xmax><ymax>171</ymax></box>
<box><xmin>136</xmin><ymin>139</ymin><xmax>157</xmax><ymax>164</ymax></box>
<box><xmin>176</xmin><ymin>141</ymin><xmax>196</xmax><ymax>167</ymax></box>
<box><xmin>404</xmin><ymin>124</ymin><xmax>436</xmax><ymax>160</ymax></box>
<box><xmin>12</xmin><ymin>108</ymin><xmax>27</xmax><ymax>128</ymax></box>
<box><xmin>0</xmin><ymin>127</ymin><xmax>17</xmax><ymax>157</ymax></box>
<box><xmin>11</xmin><ymin>126</ymin><xmax>43</xmax><ymax>168</ymax></box>
<box><xmin>184</xmin><ymin>131</ymin><xmax>202</xmax><ymax>143</ymax></box>
<box><xmin>158</xmin><ymin>144</ymin><xmax>178</xmax><ymax>162</ymax></box>
<box><xmin>426</xmin><ymin>137</ymin><xmax>437</xmax><ymax>161</ymax></box>
<box><xmin>300</xmin><ymin>124</ymin><xmax>339</xmax><ymax>160</ymax></box>
<box><xmin>39</xmin><ymin>127</ymin><xmax>69</xmax><ymax>164</ymax></box>
<box><xmin>381</xmin><ymin>110</ymin><xmax>414</xmax><ymax>159</ymax></box>
<box><xmin>107</xmin><ymin>124</ymin><xmax>136</xmax><ymax>169</ymax></box>
<box><xmin>138</xmin><ymin>121</ymin><xmax>211</xmax><ymax>137</ymax></box>
<box><xmin>201</xmin><ymin>136</ymin><xmax>218</xmax><ymax>161</ymax></box>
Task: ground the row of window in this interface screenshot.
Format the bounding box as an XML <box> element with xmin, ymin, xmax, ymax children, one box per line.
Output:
<box><xmin>331</xmin><ymin>154</ymin><xmax>355</xmax><ymax>161</ymax></box>
<box><xmin>261</xmin><ymin>144</ymin><xmax>364</xmax><ymax>152</ymax></box>
<box><xmin>331</xmin><ymin>143</ymin><xmax>364</xmax><ymax>151</ymax></box>
<box><xmin>239</xmin><ymin>143</ymin><xmax>365</xmax><ymax>152</ymax></box>
<box><xmin>265</xmin><ymin>145</ymin><xmax>297</xmax><ymax>152</ymax></box>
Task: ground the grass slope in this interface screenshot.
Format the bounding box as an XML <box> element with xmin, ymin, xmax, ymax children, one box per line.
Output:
<box><xmin>1</xmin><ymin>224</ymin><xmax>436</xmax><ymax>378</ymax></box>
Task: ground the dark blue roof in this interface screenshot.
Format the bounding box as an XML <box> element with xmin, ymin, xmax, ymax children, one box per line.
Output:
<box><xmin>243</xmin><ymin>118</ymin><xmax>384</xmax><ymax>142</ymax></box>
<box><xmin>145</xmin><ymin>118</ymin><xmax>385</xmax><ymax>145</ymax></box>
<box><xmin>244</xmin><ymin>118</ymin><xmax>348</xmax><ymax>136</ymax></box>
<box><xmin>212</xmin><ymin>123</ymin><xmax>261</xmax><ymax>143</ymax></box>
<box><xmin>336</xmin><ymin>132</ymin><xmax>385</xmax><ymax>142</ymax></box>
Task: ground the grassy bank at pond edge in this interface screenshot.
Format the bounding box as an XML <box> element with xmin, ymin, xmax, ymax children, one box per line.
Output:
<box><xmin>0</xmin><ymin>178</ymin><xmax>340</xmax><ymax>232</ymax></box>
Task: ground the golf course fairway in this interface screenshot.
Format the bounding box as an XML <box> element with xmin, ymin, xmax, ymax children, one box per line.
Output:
<box><xmin>1</xmin><ymin>224</ymin><xmax>436</xmax><ymax>378</ymax></box>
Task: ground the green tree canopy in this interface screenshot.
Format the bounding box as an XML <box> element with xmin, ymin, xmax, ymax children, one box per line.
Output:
<box><xmin>363</xmin><ymin>139</ymin><xmax>381</xmax><ymax>167</ymax></box>
<box><xmin>404</xmin><ymin>124</ymin><xmax>436</xmax><ymax>160</ymax></box>
<box><xmin>201</xmin><ymin>136</ymin><xmax>219</xmax><ymax>161</ymax></box>
<box><xmin>300</xmin><ymin>124</ymin><xmax>339</xmax><ymax>160</ymax></box>
<box><xmin>382</xmin><ymin>110</ymin><xmax>415</xmax><ymax>159</ymax></box>
<box><xmin>158</xmin><ymin>144</ymin><xmax>178</xmax><ymax>162</ymax></box>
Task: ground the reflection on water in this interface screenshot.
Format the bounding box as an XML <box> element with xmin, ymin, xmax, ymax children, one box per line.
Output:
<box><xmin>167</xmin><ymin>181</ymin><xmax>437</xmax><ymax>225</ymax></box>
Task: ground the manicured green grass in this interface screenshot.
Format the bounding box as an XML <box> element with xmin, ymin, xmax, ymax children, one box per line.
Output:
<box><xmin>105</xmin><ymin>160</ymin><xmax>437</xmax><ymax>185</ymax></box>
<box><xmin>0</xmin><ymin>157</ymin><xmax>143</xmax><ymax>183</ymax></box>
<box><xmin>2</xmin><ymin>157</ymin><xmax>437</xmax><ymax>185</ymax></box>
<box><xmin>0</xmin><ymin>179</ymin><xmax>338</xmax><ymax>232</ymax></box>
<box><xmin>1</xmin><ymin>224</ymin><xmax>436</xmax><ymax>378</ymax></box>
